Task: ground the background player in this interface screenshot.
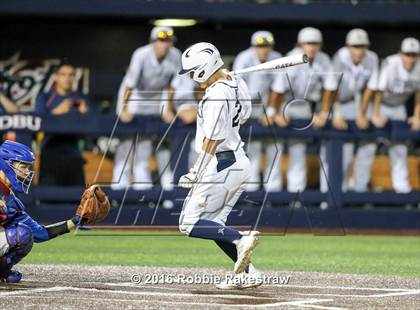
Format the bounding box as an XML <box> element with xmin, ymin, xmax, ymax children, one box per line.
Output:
<box><xmin>0</xmin><ymin>141</ymin><xmax>85</xmax><ymax>283</ymax></box>
<box><xmin>177</xmin><ymin>42</ymin><xmax>261</xmax><ymax>289</ymax></box>
<box><xmin>364</xmin><ymin>37</ymin><xmax>420</xmax><ymax>193</ymax></box>
<box><xmin>270</xmin><ymin>27</ymin><xmax>336</xmax><ymax>192</ymax></box>
<box><xmin>319</xmin><ymin>29</ymin><xmax>379</xmax><ymax>192</ymax></box>
<box><xmin>112</xmin><ymin>26</ymin><xmax>181</xmax><ymax>191</ymax></box>
<box><xmin>232</xmin><ymin>31</ymin><xmax>283</xmax><ymax>192</ymax></box>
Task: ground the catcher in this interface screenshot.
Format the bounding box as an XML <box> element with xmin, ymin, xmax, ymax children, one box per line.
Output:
<box><xmin>0</xmin><ymin>140</ymin><xmax>110</xmax><ymax>283</ymax></box>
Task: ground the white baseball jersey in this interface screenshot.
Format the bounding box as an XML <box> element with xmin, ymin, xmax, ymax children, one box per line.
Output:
<box><xmin>195</xmin><ymin>77</ymin><xmax>251</xmax><ymax>153</ymax></box>
<box><xmin>123</xmin><ymin>44</ymin><xmax>181</xmax><ymax>114</ymax></box>
<box><xmin>378</xmin><ymin>54</ymin><xmax>420</xmax><ymax>106</ymax></box>
<box><xmin>233</xmin><ymin>47</ymin><xmax>282</xmax><ymax>117</ymax></box>
<box><xmin>333</xmin><ymin>47</ymin><xmax>379</xmax><ymax>103</ymax></box>
<box><xmin>272</xmin><ymin>47</ymin><xmax>337</xmax><ymax>103</ymax></box>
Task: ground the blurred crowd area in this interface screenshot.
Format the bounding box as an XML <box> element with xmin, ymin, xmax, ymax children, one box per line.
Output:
<box><xmin>0</xmin><ymin>26</ymin><xmax>419</xmax><ymax>194</ymax></box>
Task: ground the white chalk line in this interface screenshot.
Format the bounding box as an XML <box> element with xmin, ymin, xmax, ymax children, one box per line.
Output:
<box><xmin>100</xmin><ymin>281</ymin><xmax>419</xmax><ymax>293</ymax></box>
<box><xmin>254</xmin><ymin>299</ymin><xmax>346</xmax><ymax>310</ymax></box>
<box><xmin>265</xmin><ymin>284</ymin><xmax>420</xmax><ymax>292</ymax></box>
<box><xmin>0</xmin><ymin>286</ymin><xmax>275</xmax><ymax>301</ymax></box>
<box><xmin>291</xmin><ymin>290</ymin><xmax>420</xmax><ymax>298</ymax></box>
<box><xmin>0</xmin><ymin>286</ymin><xmax>340</xmax><ymax>309</ymax></box>
<box><xmin>0</xmin><ymin>287</ymin><xmax>72</xmax><ymax>297</ymax></box>
<box><xmin>0</xmin><ymin>295</ymin><xmax>233</xmax><ymax>308</ymax></box>
<box><xmin>1</xmin><ymin>290</ymin><xmax>342</xmax><ymax>310</ymax></box>
<box><xmin>0</xmin><ymin>294</ymin><xmax>347</xmax><ymax>310</ymax></box>
<box><xmin>2</xmin><ymin>281</ymin><xmax>417</xmax><ymax>309</ymax></box>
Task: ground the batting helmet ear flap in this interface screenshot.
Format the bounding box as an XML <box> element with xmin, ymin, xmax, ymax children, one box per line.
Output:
<box><xmin>198</xmin><ymin>70</ymin><xmax>205</xmax><ymax>78</ymax></box>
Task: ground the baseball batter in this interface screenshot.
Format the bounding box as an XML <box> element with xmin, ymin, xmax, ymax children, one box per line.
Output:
<box><xmin>363</xmin><ymin>37</ymin><xmax>420</xmax><ymax>192</ymax></box>
<box><xmin>112</xmin><ymin>26</ymin><xmax>181</xmax><ymax>191</ymax></box>
<box><xmin>232</xmin><ymin>31</ymin><xmax>283</xmax><ymax>192</ymax></box>
<box><xmin>270</xmin><ymin>27</ymin><xmax>336</xmax><ymax>192</ymax></box>
<box><xmin>177</xmin><ymin>42</ymin><xmax>261</xmax><ymax>289</ymax></box>
<box><xmin>319</xmin><ymin>29</ymin><xmax>380</xmax><ymax>192</ymax></box>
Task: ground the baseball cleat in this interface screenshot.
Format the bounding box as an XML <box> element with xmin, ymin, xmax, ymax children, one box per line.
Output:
<box><xmin>241</xmin><ymin>264</ymin><xmax>263</xmax><ymax>289</ymax></box>
<box><xmin>216</xmin><ymin>274</ymin><xmax>242</xmax><ymax>290</ymax></box>
<box><xmin>234</xmin><ymin>231</ymin><xmax>260</xmax><ymax>274</ymax></box>
<box><xmin>1</xmin><ymin>270</ymin><xmax>22</xmax><ymax>283</ymax></box>
<box><xmin>217</xmin><ymin>264</ymin><xmax>263</xmax><ymax>290</ymax></box>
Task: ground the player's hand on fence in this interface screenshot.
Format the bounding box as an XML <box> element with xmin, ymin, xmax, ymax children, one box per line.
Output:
<box><xmin>119</xmin><ymin>108</ymin><xmax>135</xmax><ymax>123</ymax></box>
<box><xmin>408</xmin><ymin>116</ymin><xmax>420</xmax><ymax>131</ymax></box>
<box><xmin>274</xmin><ymin>113</ymin><xmax>289</xmax><ymax>127</ymax></box>
<box><xmin>162</xmin><ymin>110</ymin><xmax>176</xmax><ymax>124</ymax></box>
<box><xmin>371</xmin><ymin>114</ymin><xmax>387</xmax><ymax>128</ymax></box>
<box><xmin>356</xmin><ymin>114</ymin><xmax>369</xmax><ymax>130</ymax></box>
<box><xmin>51</xmin><ymin>99</ymin><xmax>73</xmax><ymax>115</ymax></box>
<box><xmin>332</xmin><ymin>116</ymin><xmax>348</xmax><ymax>130</ymax></box>
<box><xmin>178</xmin><ymin>170</ymin><xmax>198</xmax><ymax>188</ymax></box>
<box><xmin>312</xmin><ymin>112</ymin><xmax>328</xmax><ymax>128</ymax></box>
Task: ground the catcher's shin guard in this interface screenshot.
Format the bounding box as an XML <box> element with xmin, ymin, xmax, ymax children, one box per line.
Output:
<box><xmin>0</xmin><ymin>223</ymin><xmax>33</xmax><ymax>282</ymax></box>
<box><xmin>5</xmin><ymin>223</ymin><xmax>34</xmax><ymax>265</ymax></box>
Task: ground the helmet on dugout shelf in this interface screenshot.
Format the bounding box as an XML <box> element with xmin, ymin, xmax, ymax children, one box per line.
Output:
<box><xmin>178</xmin><ymin>42</ymin><xmax>224</xmax><ymax>83</ymax></box>
<box><xmin>0</xmin><ymin>140</ymin><xmax>35</xmax><ymax>194</ymax></box>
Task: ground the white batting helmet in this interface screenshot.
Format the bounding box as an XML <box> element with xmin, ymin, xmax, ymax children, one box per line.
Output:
<box><xmin>178</xmin><ymin>42</ymin><xmax>224</xmax><ymax>83</ymax></box>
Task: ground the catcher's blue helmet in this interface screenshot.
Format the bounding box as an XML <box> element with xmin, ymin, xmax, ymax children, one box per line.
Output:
<box><xmin>0</xmin><ymin>141</ymin><xmax>35</xmax><ymax>194</ymax></box>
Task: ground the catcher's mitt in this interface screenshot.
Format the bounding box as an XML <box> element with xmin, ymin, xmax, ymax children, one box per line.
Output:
<box><xmin>76</xmin><ymin>185</ymin><xmax>110</xmax><ymax>225</ymax></box>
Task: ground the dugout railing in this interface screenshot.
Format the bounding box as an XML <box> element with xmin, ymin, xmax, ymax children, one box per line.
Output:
<box><xmin>7</xmin><ymin>113</ymin><xmax>420</xmax><ymax>231</ymax></box>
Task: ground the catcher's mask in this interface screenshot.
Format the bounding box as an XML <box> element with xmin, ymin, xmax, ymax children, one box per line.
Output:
<box><xmin>0</xmin><ymin>141</ymin><xmax>35</xmax><ymax>194</ymax></box>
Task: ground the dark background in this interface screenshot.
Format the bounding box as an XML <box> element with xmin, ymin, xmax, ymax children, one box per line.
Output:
<box><xmin>1</xmin><ymin>14</ymin><xmax>418</xmax><ymax>100</ymax></box>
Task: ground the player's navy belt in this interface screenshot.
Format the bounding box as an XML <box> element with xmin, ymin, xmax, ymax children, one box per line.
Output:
<box><xmin>215</xmin><ymin>150</ymin><xmax>236</xmax><ymax>172</ymax></box>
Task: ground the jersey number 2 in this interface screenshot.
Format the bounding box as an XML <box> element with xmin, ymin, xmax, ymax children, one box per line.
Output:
<box><xmin>232</xmin><ymin>100</ymin><xmax>242</xmax><ymax>127</ymax></box>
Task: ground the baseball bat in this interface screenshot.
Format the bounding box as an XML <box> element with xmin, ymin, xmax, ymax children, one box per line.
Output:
<box><xmin>230</xmin><ymin>53</ymin><xmax>309</xmax><ymax>75</ymax></box>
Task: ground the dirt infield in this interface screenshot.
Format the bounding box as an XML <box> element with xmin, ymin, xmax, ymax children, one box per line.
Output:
<box><xmin>0</xmin><ymin>264</ymin><xmax>419</xmax><ymax>309</ymax></box>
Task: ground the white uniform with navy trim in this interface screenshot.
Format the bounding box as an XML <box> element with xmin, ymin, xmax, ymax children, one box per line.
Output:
<box><xmin>171</xmin><ymin>74</ymin><xmax>199</xmax><ymax>167</ymax></box>
<box><xmin>124</xmin><ymin>44</ymin><xmax>181</xmax><ymax>115</ymax></box>
<box><xmin>233</xmin><ymin>47</ymin><xmax>282</xmax><ymax>118</ymax></box>
<box><xmin>355</xmin><ymin>54</ymin><xmax>419</xmax><ymax>193</ymax></box>
<box><xmin>272</xmin><ymin>48</ymin><xmax>336</xmax><ymax>192</ymax></box>
<box><xmin>233</xmin><ymin>47</ymin><xmax>283</xmax><ymax>192</ymax></box>
<box><xmin>112</xmin><ymin>44</ymin><xmax>181</xmax><ymax>191</ymax></box>
<box><xmin>179</xmin><ymin>76</ymin><xmax>252</xmax><ymax>234</ymax></box>
<box><xmin>171</xmin><ymin>75</ymin><xmax>198</xmax><ymax>112</ymax></box>
<box><xmin>320</xmin><ymin>47</ymin><xmax>380</xmax><ymax>192</ymax></box>
<box><xmin>333</xmin><ymin>47</ymin><xmax>379</xmax><ymax>118</ymax></box>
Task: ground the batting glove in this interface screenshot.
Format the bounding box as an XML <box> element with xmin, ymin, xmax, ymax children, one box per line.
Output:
<box><xmin>178</xmin><ymin>151</ymin><xmax>213</xmax><ymax>188</ymax></box>
<box><xmin>178</xmin><ymin>169</ymin><xmax>199</xmax><ymax>188</ymax></box>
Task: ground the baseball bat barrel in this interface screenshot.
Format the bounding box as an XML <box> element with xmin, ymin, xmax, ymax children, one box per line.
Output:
<box><xmin>230</xmin><ymin>53</ymin><xmax>309</xmax><ymax>75</ymax></box>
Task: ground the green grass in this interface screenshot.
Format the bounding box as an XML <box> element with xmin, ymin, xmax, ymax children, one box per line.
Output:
<box><xmin>23</xmin><ymin>230</ymin><xmax>420</xmax><ymax>278</ymax></box>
